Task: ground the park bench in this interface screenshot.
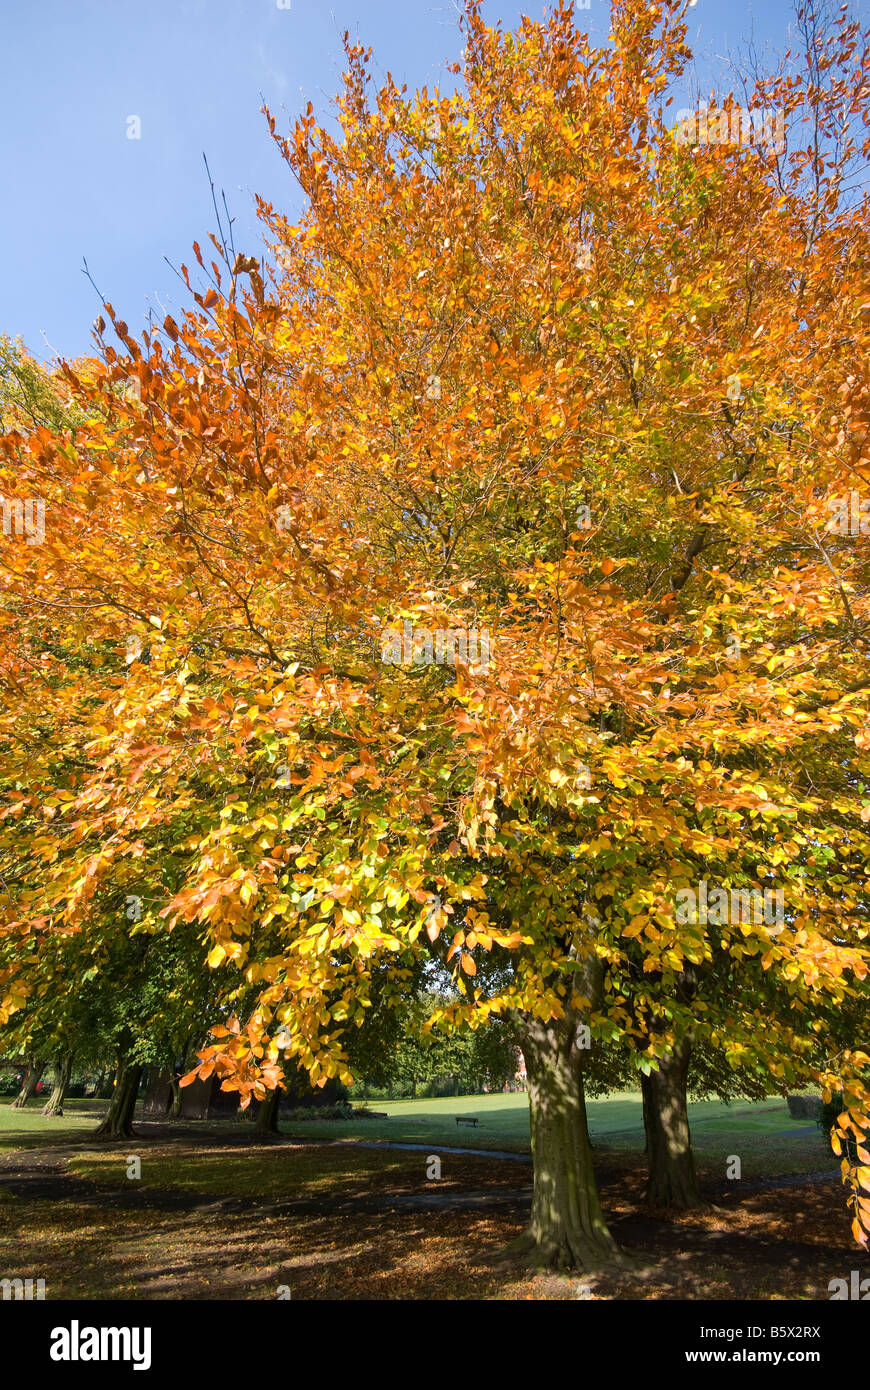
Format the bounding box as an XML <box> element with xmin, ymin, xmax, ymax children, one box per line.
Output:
<box><xmin>455</xmin><ymin>1116</ymin><xmax>480</xmax><ymax>1128</ymax></box>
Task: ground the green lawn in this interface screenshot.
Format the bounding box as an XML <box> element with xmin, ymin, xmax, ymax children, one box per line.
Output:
<box><xmin>278</xmin><ymin>1091</ymin><xmax>833</xmax><ymax>1177</ymax></box>
<box><xmin>0</xmin><ymin>1089</ymin><xmax>835</xmax><ymax>1180</ymax></box>
<box><xmin>0</xmin><ymin>1098</ymin><xmax>106</xmax><ymax>1150</ymax></box>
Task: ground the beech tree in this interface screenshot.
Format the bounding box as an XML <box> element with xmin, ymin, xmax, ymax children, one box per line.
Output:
<box><xmin>9</xmin><ymin>1058</ymin><xmax>46</xmax><ymax>1109</ymax></box>
<box><xmin>41</xmin><ymin>1054</ymin><xmax>74</xmax><ymax>1118</ymax></box>
<box><xmin>1</xmin><ymin>0</ymin><xmax>869</xmax><ymax>1268</ymax></box>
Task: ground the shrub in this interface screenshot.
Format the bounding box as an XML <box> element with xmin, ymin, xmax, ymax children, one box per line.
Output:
<box><xmin>282</xmin><ymin>1103</ymin><xmax>354</xmax><ymax>1122</ymax></box>
<box><xmin>818</xmin><ymin>1095</ymin><xmax>859</xmax><ymax>1163</ymax></box>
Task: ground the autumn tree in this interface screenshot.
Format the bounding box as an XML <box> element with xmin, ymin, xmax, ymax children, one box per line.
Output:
<box><xmin>0</xmin><ymin>336</ymin><xmax>85</xmax><ymax>437</ymax></box>
<box><xmin>1</xmin><ymin>0</ymin><xmax>869</xmax><ymax>1267</ymax></box>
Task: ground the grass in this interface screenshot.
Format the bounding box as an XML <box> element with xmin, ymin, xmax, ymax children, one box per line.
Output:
<box><xmin>69</xmin><ymin>1143</ymin><xmax>426</xmax><ymax>1199</ymax></box>
<box><xmin>282</xmin><ymin>1091</ymin><xmax>533</xmax><ymax>1151</ymax></box>
<box><xmin>272</xmin><ymin>1091</ymin><xmax>835</xmax><ymax>1177</ymax></box>
<box><xmin>0</xmin><ymin>1089</ymin><xmax>836</xmax><ymax>1181</ymax></box>
<box><xmin>0</xmin><ymin>1098</ymin><xmax>106</xmax><ymax>1150</ymax></box>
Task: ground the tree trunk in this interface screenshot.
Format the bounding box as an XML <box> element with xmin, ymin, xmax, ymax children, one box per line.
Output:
<box><xmin>641</xmin><ymin>1036</ymin><xmax>706</xmax><ymax>1209</ymax></box>
<box><xmin>253</xmin><ymin>1086</ymin><xmax>282</xmax><ymax>1139</ymax></box>
<box><xmin>169</xmin><ymin>1075</ymin><xmax>182</xmax><ymax>1119</ymax></box>
<box><xmin>142</xmin><ymin>1067</ymin><xmax>173</xmax><ymax>1118</ymax></box>
<box><xmin>96</xmin><ymin>1069</ymin><xmax>115</xmax><ymax>1099</ymax></box>
<box><xmin>511</xmin><ymin>1016</ymin><xmax>623</xmax><ymax>1271</ymax></box>
<box><xmin>11</xmin><ymin>1059</ymin><xmax>45</xmax><ymax>1109</ymax></box>
<box><xmin>94</xmin><ymin>1059</ymin><xmax>143</xmax><ymax>1139</ymax></box>
<box><xmin>41</xmin><ymin>1055</ymin><xmax>73</xmax><ymax>1117</ymax></box>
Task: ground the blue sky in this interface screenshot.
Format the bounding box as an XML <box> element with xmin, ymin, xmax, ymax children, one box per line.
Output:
<box><xmin>0</xmin><ymin>0</ymin><xmax>824</xmax><ymax>361</ymax></box>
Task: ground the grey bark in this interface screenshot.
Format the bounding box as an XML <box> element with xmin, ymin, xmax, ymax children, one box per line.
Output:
<box><xmin>641</xmin><ymin>1035</ymin><xmax>706</xmax><ymax>1209</ymax></box>
<box><xmin>94</xmin><ymin>1058</ymin><xmax>143</xmax><ymax>1138</ymax></box>
<box><xmin>11</xmin><ymin>1059</ymin><xmax>46</xmax><ymax>1109</ymax></box>
<box><xmin>41</xmin><ymin>1055</ymin><xmax>73</xmax><ymax>1117</ymax></box>
<box><xmin>509</xmin><ymin>1014</ymin><xmax>624</xmax><ymax>1271</ymax></box>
